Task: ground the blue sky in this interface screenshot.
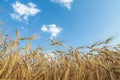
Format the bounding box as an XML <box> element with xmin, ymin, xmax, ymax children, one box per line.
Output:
<box><xmin>0</xmin><ymin>0</ymin><xmax>120</xmax><ymax>48</ymax></box>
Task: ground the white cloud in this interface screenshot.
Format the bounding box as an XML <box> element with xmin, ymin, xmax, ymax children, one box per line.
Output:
<box><xmin>51</xmin><ymin>0</ymin><xmax>74</xmax><ymax>10</ymax></box>
<box><xmin>41</xmin><ymin>24</ymin><xmax>62</xmax><ymax>38</ymax></box>
<box><xmin>41</xmin><ymin>25</ymin><xmax>48</xmax><ymax>32</ymax></box>
<box><xmin>10</xmin><ymin>1</ymin><xmax>40</xmax><ymax>21</ymax></box>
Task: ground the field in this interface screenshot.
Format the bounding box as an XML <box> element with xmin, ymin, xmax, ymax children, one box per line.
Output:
<box><xmin>0</xmin><ymin>30</ymin><xmax>120</xmax><ymax>80</ymax></box>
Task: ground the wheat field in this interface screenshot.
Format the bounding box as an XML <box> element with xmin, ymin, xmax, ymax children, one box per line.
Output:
<box><xmin>0</xmin><ymin>30</ymin><xmax>120</xmax><ymax>80</ymax></box>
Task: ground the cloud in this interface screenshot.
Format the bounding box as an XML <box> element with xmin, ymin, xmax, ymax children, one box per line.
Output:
<box><xmin>51</xmin><ymin>0</ymin><xmax>74</xmax><ymax>10</ymax></box>
<box><xmin>41</xmin><ymin>24</ymin><xmax>62</xmax><ymax>39</ymax></box>
<box><xmin>41</xmin><ymin>25</ymin><xmax>48</xmax><ymax>32</ymax></box>
<box><xmin>10</xmin><ymin>1</ymin><xmax>41</xmax><ymax>21</ymax></box>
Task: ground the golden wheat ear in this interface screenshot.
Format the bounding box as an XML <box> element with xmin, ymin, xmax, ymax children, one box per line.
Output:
<box><xmin>104</xmin><ymin>36</ymin><xmax>115</xmax><ymax>44</ymax></box>
<box><xmin>28</xmin><ymin>35</ymin><xmax>37</xmax><ymax>40</ymax></box>
<box><xmin>16</xmin><ymin>30</ymin><xmax>19</xmax><ymax>40</ymax></box>
<box><xmin>49</xmin><ymin>38</ymin><xmax>61</xmax><ymax>45</ymax></box>
<box><xmin>49</xmin><ymin>38</ymin><xmax>56</xmax><ymax>45</ymax></box>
